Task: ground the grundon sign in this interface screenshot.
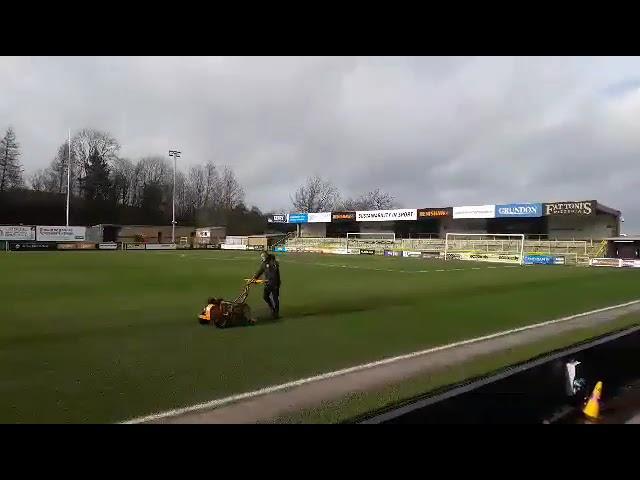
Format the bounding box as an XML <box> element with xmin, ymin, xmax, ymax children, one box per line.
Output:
<box><xmin>495</xmin><ymin>203</ymin><xmax>542</xmax><ymax>218</ymax></box>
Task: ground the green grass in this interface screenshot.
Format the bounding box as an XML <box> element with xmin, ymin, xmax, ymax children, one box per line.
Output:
<box><xmin>271</xmin><ymin>313</ymin><xmax>640</xmax><ymax>424</ymax></box>
<box><xmin>0</xmin><ymin>250</ymin><xmax>639</xmax><ymax>423</ymax></box>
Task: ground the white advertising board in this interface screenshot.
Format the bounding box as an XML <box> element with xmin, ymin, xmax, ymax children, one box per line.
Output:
<box><xmin>452</xmin><ymin>205</ymin><xmax>496</xmax><ymax>219</ymax></box>
<box><xmin>447</xmin><ymin>252</ymin><xmax>521</xmax><ymax>264</ymax></box>
<box><xmin>145</xmin><ymin>244</ymin><xmax>177</xmax><ymax>250</ymax></box>
<box><xmin>590</xmin><ymin>258</ymin><xmax>622</xmax><ymax>267</ymax></box>
<box><xmin>333</xmin><ymin>248</ymin><xmax>360</xmax><ymax>255</ymax></box>
<box><xmin>98</xmin><ymin>243</ymin><xmax>118</xmax><ymax>250</ymax></box>
<box><xmin>307</xmin><ymin>212</ymin><xmax>332</xmax><ymax>223</ymax></box>
<box><xmin>36</xmin><ymin>226</ymin><xmax>86</xmax><ymax>242</ymax></box>
<box><xmin>0</xmin><ymin>226</ymin><xmax>36</xmax><ymax>241</ymax></box>
<box><xmin>356</xmin><ymin>209</ymin><xmax>417</xmax><ymax>222</ymax></box>
<box><xmin>221</xmin><ymin>244</ymin><xmax>248</xmax><ymax>250</ymax></box>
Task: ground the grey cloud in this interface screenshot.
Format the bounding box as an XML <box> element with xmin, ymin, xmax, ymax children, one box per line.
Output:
<box><xmin>2</xmin><ymin>56</ymin><xmax>640</xmax><ymax>231</ymax></box>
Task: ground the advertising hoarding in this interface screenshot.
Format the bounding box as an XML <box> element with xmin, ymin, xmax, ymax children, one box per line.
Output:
<box><xmin>356</xmin><ymin>209</ymin><xmax>417</xmax><ymax>222</ymax></box>
<box><xmin>307</xmin><ymin>212</ymin><xmax>332</xmax><ymax>223</ymax></box>
<box><xmin>452</xmin><ymin>205</ymin><xmax>496</xmax><ymax>219</ymax></box>
<box><xmin>331</xmin><ymin>211</ymin><xmax>356</xmax><ymax>222</ymax></box>
<box><xmin>9</xmin><ymin>242</ymin><xmax>57</xmax><ymax>251</ymax></box>
<box><xmin>145</xmin><ymin>244</ymin><xmax>177</xmax><ymax>250</ymax></box>
<box><xmin>590</xmin><ymin>258</ymin><xmax>622</xmax><ymax>267</ymax></box>
<box><xmin>543</xmin><ymin>201</ymin><xmax>595</xmax><ymax>216</ymax></box>
<box><xmin>36</xmin><ymin>226</ymin><xmax>86</xmax><ymax>242</ymax></box>
<box><xmin>288</xmin><ymin>213</ymin><xmax>309</xmax><ymax>224</ymax></box>
<box><xmin>417</xmin><ymin>208</ymin><xmax>452</xmax><ymax>219</ymax></box>
<box><xmin>267</xmin><ymin>214</ymin><xmax>288</xmax><ymax>224</ymax></box>
<box><xmin>495</xmin><ymin>203</ymin><xmax>543</xmax><ymax>218</ymax></box>
<box><xmin>0</xmin><ymin>226</ymin><xmax>36</xmax><ymax>241</ymax></box>
<box><xmin>221</xmin><ymin>244</ymin><xmax>248</xmax><ymax>250</ymax></box>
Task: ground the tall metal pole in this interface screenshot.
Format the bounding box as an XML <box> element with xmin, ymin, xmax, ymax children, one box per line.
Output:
<box><xmin>172</xmin><ymin>154</ymin><xmax>176</xmax><ymax>243</ymax></box>
<box><xmin>168</xmin><ymin>150</ymin><xmax>181</xmax><ymax>243</ymax></box>
<box><xmin>66</xmin><ymin>129</ymin><xmax>71</xmax><ymax>226</ymax></box>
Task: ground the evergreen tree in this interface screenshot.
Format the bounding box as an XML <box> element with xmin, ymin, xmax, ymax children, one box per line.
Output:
<box><xmin>81</xmin><ymin>147</ymin><xmax>112</xmax><ymax>201</ymax></box>
<box><xmin>0</xmin><ymin>127</ymin><xmax>24</xmax><ymax>191</ymax></box>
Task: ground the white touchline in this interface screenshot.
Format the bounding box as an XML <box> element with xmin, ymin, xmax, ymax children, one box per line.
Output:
<box><xmin>120</xmin><ymin>299</ymin><xmax>640</xmax><ymax>424</ymax></box>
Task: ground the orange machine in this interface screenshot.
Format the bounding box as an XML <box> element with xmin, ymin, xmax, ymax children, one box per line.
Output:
<box><xmin>198</xmin><ymin>279</ymin><xmax>264</xmax><ymax>328</ymax></box>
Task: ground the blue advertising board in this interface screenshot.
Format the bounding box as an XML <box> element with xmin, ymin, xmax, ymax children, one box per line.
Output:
<box><xmin>524</xmin><ymin>255</ymin><xmax>555</xmax><ymax>265</ymax></box>
<box><xmin>274</xmin><ymin>246</ymin><xmax>287</xmax><ymax>252</ymax></box>
<box><xmin>495</xmin><ymin>203</ymin><xmax>542</xmax><ymax>218</ymax></box>
<box><xmin>288</xmin><ymin>213</ymin><xmax>309</xmax><ymax>224</ymax></box>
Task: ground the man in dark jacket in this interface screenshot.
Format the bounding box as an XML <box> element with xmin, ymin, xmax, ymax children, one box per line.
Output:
<box><xmin>253</xmin><ymin>252</ymin><xmax>281</xmax><ymax>318</ymax></box>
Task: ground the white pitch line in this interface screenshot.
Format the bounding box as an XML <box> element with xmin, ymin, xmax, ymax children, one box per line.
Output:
<box><xmin>185</xmin><ymin>254</ymin><xmax>520</xmax><ymax>274</ymax></box>
<box><xmin>119</xmin><ymin>298</ymin><xmax>640</xmax><ymax>424</ymax></box>
<box><xmin>279</xmin><ymin>258</ymin><xmax>516</xmax><ymax>275</ymax></box>
<box><xmin>178</xmin><ymin>254</ymin><xmax>255</xmax><ymax>262</ymax></box>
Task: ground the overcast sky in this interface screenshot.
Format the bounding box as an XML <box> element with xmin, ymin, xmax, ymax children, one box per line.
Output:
<box><xmin>2</xmin><ymin>56</ymin><xmax>640</xmax><ymax>230</ymax></box>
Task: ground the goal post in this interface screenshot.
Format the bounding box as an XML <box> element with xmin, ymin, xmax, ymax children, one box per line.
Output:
<box><xmin>444</xmin><ymin>233</ymin><xmax>525</xmax><ymax>265</ymax></box>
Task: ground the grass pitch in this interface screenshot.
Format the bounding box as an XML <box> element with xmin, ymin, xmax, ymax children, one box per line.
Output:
<box><xmin>0</xmin><ymin>250</ymin><xmax>639</xmax><ymax>423</ymax></box>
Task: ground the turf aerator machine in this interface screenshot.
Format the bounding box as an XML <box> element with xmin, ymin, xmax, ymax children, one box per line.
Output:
<box><xmin>198</xmin><ymin>279</ymin><xmax>264</xmax><ymax>328</ymax></box>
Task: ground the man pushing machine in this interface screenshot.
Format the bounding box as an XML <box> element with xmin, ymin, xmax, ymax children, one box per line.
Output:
<box><xmin>252</xmin><ymin>251</ymin><xmax>281</xmax><ymax>319</ymax></box>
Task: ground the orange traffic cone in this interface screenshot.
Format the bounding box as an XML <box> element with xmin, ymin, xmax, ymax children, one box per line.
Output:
<box><xmin>582</xmin><ymin>381</ymin><xmax>603</xmax><ymax>421</ymax></box>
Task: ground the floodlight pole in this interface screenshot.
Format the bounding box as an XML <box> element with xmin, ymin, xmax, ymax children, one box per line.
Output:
<box><xmin>168</xmin><ymin>149</ymin><xmax>181</xmax><ymax>243</ymax></box>
<box><xmin>66</xmin><ymin>129</ymin><xmax>71</xmax><ymax>226</ymax></box>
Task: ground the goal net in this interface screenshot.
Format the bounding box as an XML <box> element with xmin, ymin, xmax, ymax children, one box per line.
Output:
<box><xmin>444</xmin><ymin>233</ymin><xmax>524</xmax><ymax>265</ymax></box>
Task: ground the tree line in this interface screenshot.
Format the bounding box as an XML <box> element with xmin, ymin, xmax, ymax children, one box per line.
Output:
<box><xmin>0</xmin><ymin>127</ymin><xmax>264</xmax><ymax>234</ymax></box>
<box><xmin>0</xmin><ymin>126</ymin><xmax>398</xmax><ymax>234</ymax></box>
<box><xmin>290</xmin><ymin>174</ymin><xmax>396</xmax><ymax>213</ymax></box>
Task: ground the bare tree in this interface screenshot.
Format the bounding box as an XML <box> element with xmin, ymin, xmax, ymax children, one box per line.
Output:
<box><xmin>111</xmin><ymin>157</ymin><xmax>135</xmax><ymax>206</ymax></box>
<box><xmin>357</xmin><ymin>188</ymin><xmax>396</xmax><ymax>210</ymax></box>
<box><xmin>174</xmin><ymin>170</ymin><xmax>190</xmax><ymax>219</ymax></box>
<box><xmin>137</xmin><ymin>156</ymin><xmax>171</xmax><ymax>186</ymax></box>
<box><xmin>219</xmin><ymin>166</ymin><xmax>245</xmax><ymax>210</ymax></box>
<box><xmin>127</xmin><ymin>156</ymin><xmax>171</xmax><ymax>210</ymax></box>
<box><xmin>0</xmin><ymin>127</ymin><xmax>24</xmax><ymax>191</ymax></box>
<box><xmin>337</xmin><ymin>196</ymin><xmax>362</xmax><ymax>211</ymax></box>
<box><xmin>30</xmin><ymin>169</ymin><xmax>48</xmax><ymax>192</ymax></box>
<box><xmin>337</xmin><ymin>188</ymin><xmax>396</xmax><ymax>210</ymax></box>
<box><xmin>203</xmin><ymin>161</ymin><xmax>220</xmax><ymax>208</ymax></box>
<box><xmin>42</xmin><ymin>142</ymin><xmax>72</xmax><ymax>194</ymax></box>
<box><xmin>291</xmin><ymin>175</ymin><xmax>339</xmax><ymax>212</ymax></box>
<box><xmin>187</xmin><ymin>165</ymin><xmax>206</xmax><ymax>210</ymax></box>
